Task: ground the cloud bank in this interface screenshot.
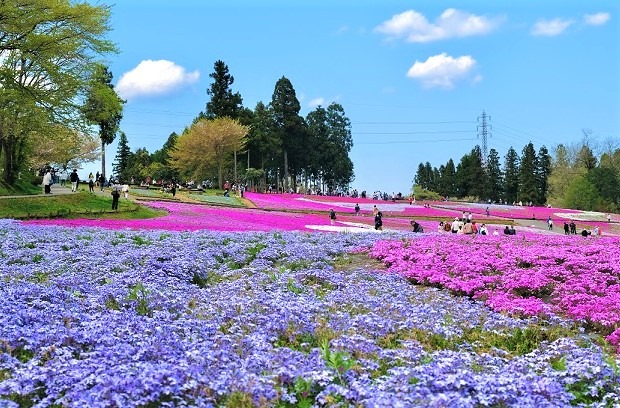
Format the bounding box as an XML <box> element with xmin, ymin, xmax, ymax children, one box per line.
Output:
<box><xmin>375</xmin><ymin>8</ymin><xmax>501</xmax><ymax>42</ymax></box>
<box><xmin>407</xmin><ymin>53</ymin><xmax>478</xmax><ymax>89</ymax></box>
<box><xmin>116</xmin><ymin>60</ymin><xmax>200</xmax><ymax>100</ymax></box>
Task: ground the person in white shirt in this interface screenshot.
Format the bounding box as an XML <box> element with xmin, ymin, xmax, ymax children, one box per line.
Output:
<box><xmin>42</xmin><ymin>170</ymin><xmax>52</xmax><ymax>194</ymax></box>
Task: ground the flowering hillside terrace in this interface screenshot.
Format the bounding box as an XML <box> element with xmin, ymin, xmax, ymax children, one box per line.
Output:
<box><xmin>367</xmin><ymin>233</ymin><xmax>620</xmax><ymax>352</ymax></box>
<box><xmin>1</xmin><ymin>220</ymin><xmax>618</xmax><ymax>406</ymax></box>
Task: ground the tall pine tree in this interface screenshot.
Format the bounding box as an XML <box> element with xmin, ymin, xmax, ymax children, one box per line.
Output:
<box><xmin>503</xmin><ymin>147</ymin><xmax>520</xmax><ymax>204</ymax></box>
<box><xmin>270</xmin><ymin>77</ymin><xmax>306</xmax><ymax>191</ymax></box>
<box><xmin>518</xmin><ymin>142</ymin><xmax>538</xmax><ymax>204</ymax></box>
<box><xmin>113</xmin><ymin>132</ymin><xmax>131</xmax><ymax>182</ymax></box>
<box><xmin>203</xmin><ymin>60</ymin><xmax>243</xmax><ymax>120</ymax></box>
<box><xmin>485</xmin><ymin>148</ymin><xmax>503</xmax><ymax>202</ymax></box>
<box><xmin>536</xmin><ymin>146</ymin><xmax>552</xmax><ymax>205</ymax></box>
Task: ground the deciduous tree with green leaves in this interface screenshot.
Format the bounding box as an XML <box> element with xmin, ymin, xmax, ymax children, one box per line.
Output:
<box><xmin>0</xmin><ymin>0</ymin><xmax>116</xmax><ymax>184</ymax></box>
<box><xmin>169</xmin><ymin>117</ymin><xmax>249</xmax><ymax>188</ymax></box>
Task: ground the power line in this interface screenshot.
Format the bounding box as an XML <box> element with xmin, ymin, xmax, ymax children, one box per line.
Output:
<box><xmin>352</xmin><ymin>121</ymin><xmax>475</xmax><ymax>125</ymax></box>
<box><xmin>357</xmin><ymin>137</ymin><xmax>475</xmax><ymax>145</ymax></box>
<box><xmin>355</xmin><ymin>130</ymin><xmax>472</xmax><ymax>135</ymax></box>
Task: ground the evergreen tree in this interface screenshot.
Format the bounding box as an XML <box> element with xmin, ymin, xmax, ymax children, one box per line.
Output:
<box><xmin>414</xmin><ymin>163</ymin><xmax>427</xmax><ymax>189</ymax></box>
<box><xmin>503</xmin><ymin>147</ymin><xmax>520</xmax><ymax>203</ymax></box>
<box><xmin>442</xmin><ymin>159</ymin><xmax>457</xmax><ymax>198</ymax></box>
<box><xmin>431</xmin><ymin>167</ymin><xmax>440</xmax><ymax>192</ymax></box>
<box><xmin>325</xmin><ymin>103</ymin><xmax>354</xmax><ymax>190</ymax></box>
<box><xmin>485</xmin><ymin>148</ymin><xmax>503</xmax><ymax>202</ymax></box>
<box><xmin>536</xmin><ymin>146</ymin><xmax>552</xmax><ymax>204</ymax></box>
<box><xmin>270</xmin><ymin>77</ymin><xmax>307</xmax><ymax>191</ymax></box>
<box><xmin>247</xmin><ymin>102</ymin><xmax>280</xmax><ymax>187</ymax></box>
<box><xmin>113</xmin><ymin>132</ymin><xmax>131</xmax><ymax>182</ymax></box>
<box><xmin>82</xmin><ymin>64</ymin><xmax>125</xmax><ymax>179</ymax></box>
<box><xmin>518</xmin><ymin>142</ymin><xmax>538</xmax><ymax>204</ymax></box>
<box><xmin>455</xmin><ymin>146</ymin><xmax>485</xmax><ymax>198</ymax></box>
<box><xmin>203</xmin><ymin>60</ymin><xmax>244</xmax><ymax>120</ymax></box>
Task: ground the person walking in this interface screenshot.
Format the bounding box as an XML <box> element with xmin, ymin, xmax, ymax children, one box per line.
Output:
<box><xmin>98</xmin><ymin>174</ymin><xmax>105</xmax><ymax>192</ymax></box>
<box><xmin>122</xmin><ymin>183</ymin><xmax>130</xmax><ymax>199</ymax></box>
<box><xmin>42</xmin><ymin>169</ymin><xmax>52</xmax><ymax>194</ymax></box>
<box><xmin>111</xmin><ymin>185</ymin><xmax>120</xmax><ymax>210</ymax></box>
<box><xmin>329</xmin><ymin>209</ymin><xmax>336</xmax><ymax>225</ymax></box>
<box><xmin>354</xmin><ymin>203</ymin><xmax>360</xmax><ymax>216</ymax></box>
<box><xmin>88</xmin><ymin>178</ymin><xmax>95</xmax><ymax>193</ymax></box>
<box><xmin>70</xmin><ymin>169</ymin><xmax>79</xmax><ymax>192</ymax></box>
<box><xmin>374</xmin><ymin>211</ymin><xmax>383</xmax><ymax>230</ymax></box>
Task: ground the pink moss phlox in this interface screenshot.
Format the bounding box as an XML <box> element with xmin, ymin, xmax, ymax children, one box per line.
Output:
<box><xmin>23</xmin><ymin>201</ymin><xmax>339</xmax><ymax>232</ymax></box>
<box><xmin>368</xmin><ymin>234</ymin><xmax>620</xmax><ymax>340</ymax></box>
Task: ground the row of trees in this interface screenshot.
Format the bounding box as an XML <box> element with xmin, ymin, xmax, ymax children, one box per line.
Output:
<box><xmin>114</xmin><ymin>60</ymin><xmax>355</xmax><ymax>192</ymax></box>
<box><xmin>414</xmin><ymin>134</ymin><xmax>620</xmax><ymax>211</ymax></box>
<box><xmin>0</xmin><ymin>1</ymin><xmax>123</xmax><ymax>185</ymax></box>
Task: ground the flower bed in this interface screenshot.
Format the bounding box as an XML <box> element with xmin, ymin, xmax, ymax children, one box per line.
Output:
<box><xmin>22</xmin><ymin>202</ymin><xmax>348</xmax><ymax>233</ymax></box>
<box><xmin>0</xmin><ymin>221</ymin><xmax>618</xmax><ymax>406</ymax></box>
<box><xmin>367</xmin><ymin>233</ymin><xmax>620</xmax><ymax>352</ymax></box>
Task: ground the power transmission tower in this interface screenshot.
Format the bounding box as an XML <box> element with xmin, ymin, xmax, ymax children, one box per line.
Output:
<box><xmin>477</xmin><ymin>110</ymin><xmax>492</xmax><ymax>166</ymax></box>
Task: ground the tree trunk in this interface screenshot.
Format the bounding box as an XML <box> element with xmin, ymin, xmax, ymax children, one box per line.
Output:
<box><xmin>101</xmin><ymin>140</ymin><xmax>106</xmax><ymax>179</ymax></box>
<box><xmin>1</xmin><ymin>138</ymin><xmax>16</xmax><ymax>185</ymax></box>
<box><xmin>283</xmin><ymin>150</ymin><xmax>289</xmax><ymax>192</ymax></box>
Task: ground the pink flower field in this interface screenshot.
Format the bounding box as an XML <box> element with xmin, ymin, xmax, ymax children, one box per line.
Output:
<box><xmin>367</xmin><ymin>233</ymin><xmax>620</xmax><ymax>351</ymax></box>
<box><xmin>23</xmin><ymin>201</ymin><xmax>339</xmax><ymax>232</ymax></box>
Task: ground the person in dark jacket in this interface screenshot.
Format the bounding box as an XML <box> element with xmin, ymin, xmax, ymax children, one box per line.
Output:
<box><xmin>374</xmin><ymin>211</ymin><xmax>383</xmax><ymax>230</ymax></box>
<box><xmin>411</xmin><ymin>220</ymin><xmax>424</xmax><ymax>233</ymax></box>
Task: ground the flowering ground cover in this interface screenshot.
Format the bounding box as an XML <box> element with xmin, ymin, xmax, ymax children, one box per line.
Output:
<box><xmin>22</xmin><ymin>202</ymin><xmax>354</xmax><ymax>233</ymax></box>
<box><xmin>1</xmin><ymin>220</ymin><xmax>619</xmax><ymax>407</ymax></box>
<box><xmin>435</xmin><ymin>202</ymin><xmax>584</xmax><ymax>221</ymax></box>
<box><xmin>367</xmin><ymin>233</ymin><xmax>620</xmax><ymax>352</ymax></box>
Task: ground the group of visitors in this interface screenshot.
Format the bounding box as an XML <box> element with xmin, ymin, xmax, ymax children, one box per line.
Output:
<box><xmin>437</xmin><ymin>217</ymin><xmax>495</xmax><ymax>236</ymax></box>
<box><xmin>563</xmin><ymin>220</ymin><xmax>600</xmax><ymax>237</ymax></box>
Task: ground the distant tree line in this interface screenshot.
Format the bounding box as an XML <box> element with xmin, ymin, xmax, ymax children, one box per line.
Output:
<box><xmin>115</xmin><ymin>60</ymin><xmax>354</xmax><ymax>193</ymax></box>
<box><xmin>414</xmin><ymin>133</ymin><xmax>620</xmax><ymax>212</ymax></box>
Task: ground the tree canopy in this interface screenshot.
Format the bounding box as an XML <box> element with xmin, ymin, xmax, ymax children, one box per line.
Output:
<box><xmin>0</xmin><ymin>0</ymin><xmax>116</xmax><ymax>184</ymax></box>
<box><xmin>169</xmin><ymin>117</ymin><xmax>249</xmax><ymax>188</ymax></box>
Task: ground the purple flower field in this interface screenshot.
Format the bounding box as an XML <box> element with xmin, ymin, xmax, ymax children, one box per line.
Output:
<box><xmin>1</xmin><ymin>217</ymin><xmax>620</xmax><ymax>407</ymax></box>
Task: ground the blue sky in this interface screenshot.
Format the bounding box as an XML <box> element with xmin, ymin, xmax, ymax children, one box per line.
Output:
<box><xmin>95</xmin><ymin>0</ymin><xmax>619</xmax><ymax>194</ymax></box>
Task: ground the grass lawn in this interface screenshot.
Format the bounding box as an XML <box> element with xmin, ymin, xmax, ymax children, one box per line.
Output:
<box><xmin>0</xmin><ymin>192</ymin><xmax>165</xmax><ymax>220</ymax></box>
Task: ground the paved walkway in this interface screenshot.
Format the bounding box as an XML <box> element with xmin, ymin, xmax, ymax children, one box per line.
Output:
<box><xmin>0</xmin><ymin>183</ymin><xmax>117</xmax><ymax>199</ymax></box>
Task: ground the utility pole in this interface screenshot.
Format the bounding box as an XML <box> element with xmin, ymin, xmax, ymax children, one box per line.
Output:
<box><xmin>477</xmin><ymin>110</ymin><xmax>492</xmax><ymax>167</ymax></box>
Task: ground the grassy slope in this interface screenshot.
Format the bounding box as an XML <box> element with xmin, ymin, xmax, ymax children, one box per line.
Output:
<box><xmin>0</xmin><ymin>192</ymin><xmax>165</xmax><ymax>220</ymax></box>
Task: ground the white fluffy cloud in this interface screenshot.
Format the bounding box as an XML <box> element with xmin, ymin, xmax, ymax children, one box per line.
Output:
<box><xmin>116</xmin><ymin>60</ymin><xmax>200</xmax><ymax>100</ymax></box>
<box><xmin>407</xmin><ymin>53</ymin><xmax>478</xmax><ymax>89</ymax></box>
<box><xmin>583</xmin><ymin>12</ymin><xmax>610</xmax><ymax>26</ymax></box>
<box><xmin>531</xmin><ymin>18</ymin><xmax>573</xmax><ymax>36</ymax></box>
<box><xmin>375</xmin><ymin>8</ymin><xmax>501</xmax><ymax>42</ymax></box>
